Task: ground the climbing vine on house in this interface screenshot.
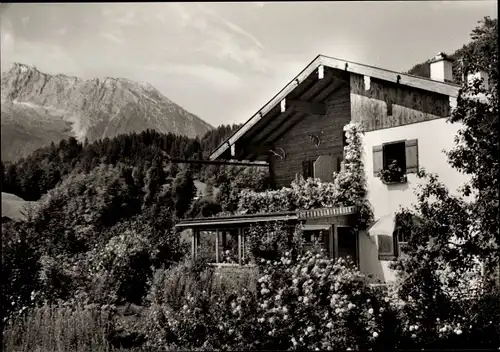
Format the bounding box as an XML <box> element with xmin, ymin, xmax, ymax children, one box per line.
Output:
<box><xmin>238</xmin><ymin>123</ymin><xmax>374</xmax><ymax>230</ymax></box>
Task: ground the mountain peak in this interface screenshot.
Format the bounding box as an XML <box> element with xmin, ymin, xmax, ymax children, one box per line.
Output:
<box><xmin>8</xmin><ymin>62</ymin><xmax>38</xmax><ymax>74</ymax></box>
<box><xmin>1</xmin><ymin>64</ymin><xmax>213</xmax><ymax>161</ymax></box>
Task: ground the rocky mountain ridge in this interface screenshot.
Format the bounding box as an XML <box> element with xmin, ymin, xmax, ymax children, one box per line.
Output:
<box><xmin>1</xmin><ymin>63</ymin><xmax>212</xmax><ymax>161</ymax></box>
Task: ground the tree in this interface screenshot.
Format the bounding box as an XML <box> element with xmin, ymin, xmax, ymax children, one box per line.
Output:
<box><xmin>172</xmin><ymin>170</ymin><xmax>196</xmax><ymax>218</ymax></box>
<box><xmin>445</xmin><ymin>16</ymin><xmax>499</xmax><ymax>282</ymax></box>
<box><xmin>390</xmin><ymin>17</ymin><xmax>499</xmax><ymax>349</ymax></box>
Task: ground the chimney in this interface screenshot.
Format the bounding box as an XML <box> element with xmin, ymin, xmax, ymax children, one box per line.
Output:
<box><xmin>429</xmin><ymin>52</ymin><xmax>454</xmax><ymax>83</ymax></box>
<box><xmin>467</xmin><ymin>71</ymin><xmax>489</xmax><ymax>90</ymax></box>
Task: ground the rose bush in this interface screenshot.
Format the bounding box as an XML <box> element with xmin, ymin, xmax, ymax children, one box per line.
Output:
<box><xmin>144</xmin><ymin>251</ymin><xmax>398</xmax><ymax>350</ymax></box>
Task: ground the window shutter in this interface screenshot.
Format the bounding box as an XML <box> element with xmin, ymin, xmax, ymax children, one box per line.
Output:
<box><xmin>313</xmin><ymin>155</ymin><xmax>336</xmax><ymax>182</ymax></box>
<box><xmin>372</xmin><ymin>145</ymin><xmax>383</xmax><ymax>176</ymax></box>
<box><xmin>405</xmin><ymin>139</ymin><xmax>419</xmax><ymax>173</ymax></box>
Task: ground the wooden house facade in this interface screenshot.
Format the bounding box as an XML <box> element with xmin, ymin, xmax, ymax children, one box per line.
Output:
<box><xmin>176</xmin><ymin>53</ymin><xmax>475</xmax><ymax>283</ymax></box>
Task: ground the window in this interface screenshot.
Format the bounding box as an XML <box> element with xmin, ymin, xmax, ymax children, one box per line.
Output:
<box><xmin>377</xmin><ymin>234</ymin><xmax>396</xmax><ymax>261</ymax></box>
<box><xmin>383</xmin><ymin>141</ymin><xmax>406</xmax><ymax>173</ymax></box>
<box><xmin>373</xmin><ymin>139</ymin><xmax>419</xmax><ymax>179</ymax></box>
<box><xmin>301</xmin><ymin>227</ymin><xmax>329</xmax><ymax>255</ymax></box>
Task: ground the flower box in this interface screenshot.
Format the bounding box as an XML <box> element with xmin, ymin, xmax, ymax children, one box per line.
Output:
<box><xmin>379</xmin><ymin>162</ymin><xmax>407</xmax><ymax>185</ymax></box>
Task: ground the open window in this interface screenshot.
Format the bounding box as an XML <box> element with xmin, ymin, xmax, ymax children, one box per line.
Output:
<box><xmin>373</xmin><ymin>139</ymin><xmax>419</xmax><ymax>184</ymax></box>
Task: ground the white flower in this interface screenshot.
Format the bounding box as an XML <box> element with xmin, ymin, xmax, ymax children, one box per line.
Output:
<box><xmin>307</xmin><ymin>326</ymin><xmax>314</xmax><ymax>333</ymax></box>
<box><xmin>368</xmin><ymin>308</ymin><xmax>374</xmax><ymax>314</ymax></box>
<box><xmin>229</xmin><ymin>329</ymin><xmax>234</xmax><ymax>335</ymax></box>
<box><xmin>348</xmin><ymin>303</ymin><xmax>355</xmax><ymax>310</ymax></box>
<box><xmin>327</xmin><ymin>322</ymin><xmax>333</xmax><ymax>329</ymax></box>
<box><xmin>182</xmin><ymin>305</ymin><xmax>188</xmax><ymax>310</ymax></box>
<box><xmin>258</xmin><ymin>317</ymin><xmax>265</xmax><ymax>323</ymax></box>
<box><xmin>455</xmin><ymin>329</ymin><xmax>462</xmax><ymax>335</ymax></box>
<box><xmin>275</xmin><ymin>294</ymin><xmax>281</xmax><ymax>301</ymax></box>
<box><xmin>283</xmin><ymin>315</ymin><xmax>288</xmax><ymax>320</ymax></box>
<box><xmin>291</xmin><ymin>337</ymin><xmax>297</xmax><ymax>346</ymax></box>
<box><xmin>372</xmin><ymin>331</ymin><xmax>379</xmax><ymax>338</ymax></box>
<box><xmin>303</xmin><ymin>297</ymin><xmax>310</xmax><ymax>304</ymax></box>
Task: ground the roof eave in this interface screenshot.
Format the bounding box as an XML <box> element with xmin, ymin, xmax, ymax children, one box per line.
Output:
<box><xmin>210</xmin><ymin>54</ymin><xmax>460</xmax><ymax>161</ymax></box>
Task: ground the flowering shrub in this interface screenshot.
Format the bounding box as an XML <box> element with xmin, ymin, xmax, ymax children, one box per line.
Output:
<box><xmin>240</xmin><ymin>251</ymin><xmax>397</xmax><ymax>350</ymax></box>
<box><xmin>245</xmin><ymin>222</ymin><xmax>301</xmax><ymax>264</ymax></box>
<box><xmin>379</xmin><ymin>160</ymin><xmax>407</xmax><ymax>184</ymax></box>
<box><xmin>144</xmin><ymin>251</ymin><xmax>398</xmax><ymax>350</ymax></box>
<box><xmin>237</xmin><ymin>123</ymin><xmax>374</xmax><ymax>230</ymax></box>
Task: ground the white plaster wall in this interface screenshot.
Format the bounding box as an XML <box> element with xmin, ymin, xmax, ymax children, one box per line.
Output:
<box><xmin>358</xmin><ymin>118</ymin><xmax>471</xmax><ymax>282</ymax></box>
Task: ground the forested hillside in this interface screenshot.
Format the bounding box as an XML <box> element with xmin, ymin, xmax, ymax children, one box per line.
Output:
<box><xmin>1</xmin><ymin>123</ymin><xmax>244</xmax><ymax>202</ymax></box>
<box><xmin>406</xmin><ymin>17</ymin><xmax>496</xmax><ymax>81</ymax></box>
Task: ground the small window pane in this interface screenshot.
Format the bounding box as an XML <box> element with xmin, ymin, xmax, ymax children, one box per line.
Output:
<box><xmin>219</xmin><ymin>230</ymin><xmax>239</xmax><ymax>264</ymax></box>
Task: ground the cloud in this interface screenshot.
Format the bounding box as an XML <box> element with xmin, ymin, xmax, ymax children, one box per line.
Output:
<box><xmin>142</xmin><ymin>62</ymin><xmax>242</xmax><ymax>90</ymax></box>
<box><xmin>1</xmin><ymin>30</ymin><xmax>14</xmax><ymax>54</ymax></box>
<box><xmin>55</xmin><ymin>27</ymin><xmax>67</xmax><ymax>35</ymax></box>
<box><xmin>100</xmin><ymin>31</ymin><xmax>124</xmax><ymax>44</ymax></box>
<box><xmin>169</xmin><ymin>3</ymin><xmax>270</xmax><ymax>74</ymax></box>
<box><xmin>113</xmin><ymin>8</ymin><xmax>136</xmax><ymax>26</ymax></box>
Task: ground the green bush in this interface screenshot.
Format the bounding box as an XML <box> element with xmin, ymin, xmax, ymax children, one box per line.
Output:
<box><xmin>2</xmin><ymin>220</ymin><xmax>41</xmax><ymax>320</ymax></box>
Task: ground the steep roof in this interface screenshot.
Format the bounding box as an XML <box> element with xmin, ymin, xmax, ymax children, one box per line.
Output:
<box><xmin>210</xmin><ymin>54</ymin><xmax>460</xmax><ymax>161</ymax></box>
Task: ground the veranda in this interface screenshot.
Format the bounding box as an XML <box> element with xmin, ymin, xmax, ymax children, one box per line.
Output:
<box><xmin>175</xmin><ymin>205</ymin><xmax>359</xmax><ymax>267</ymax></box>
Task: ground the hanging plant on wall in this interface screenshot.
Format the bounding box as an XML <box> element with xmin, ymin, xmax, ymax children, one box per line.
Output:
<box><xmin>378</xmin><ymin>160</ymin><xmax>407</xmax><ymax>185</ymax></box>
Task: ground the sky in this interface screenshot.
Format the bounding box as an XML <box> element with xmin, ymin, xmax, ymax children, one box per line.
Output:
<box><xmin>0</xmin><ymin>1</ymin><xmax>497</xmax><ymax>128</ymax></box>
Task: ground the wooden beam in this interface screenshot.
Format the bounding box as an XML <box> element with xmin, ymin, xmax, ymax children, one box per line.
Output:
<box><xmin>238</xmin><ymin>228</ymin><xmax>242</xmax><ymax>266</ymax></box>
<box><xmin>329</xmin><ymin>225</ymin><xmax>334</xmax><ymax>259</ymax></box>
<box><xmin>281</xmin><ymin>99</ymin><xmax>326</xmax><ymax>115</ymax></box>
<box><xmin>319</xmin><ymin>55</ymin><xmax>459</xmax><ymax>97</ymax></box>
<box><xmin>333</xmin><ymin>225</ymin><xmax>339</xmax><ymax>260</ymax></box>
<box><xmin>215</xmin><ymin>229</ymin><xmax>219</xmax><ymax>264</ymax></box>
<box><xmin>168</xmin><ymin>158</ymin><xmax>268</xmax><ymax>167</ymax></box>
<box><xmin>191</xmin><ymin>230</ymin><xmax>196</xmax><ymax>262</ymax></box>
<box><xmin>318</xmin><ymin>65</ymin><xmax>324</xmax><ymax>79</ymax></box>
